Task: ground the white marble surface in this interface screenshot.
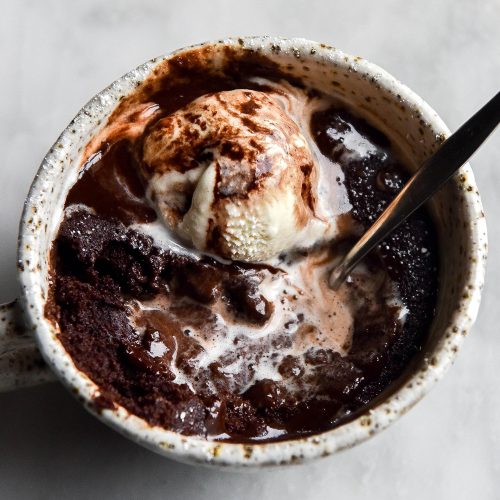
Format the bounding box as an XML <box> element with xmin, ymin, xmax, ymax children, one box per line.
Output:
<box><xmin>1</xmin><ymin>0</ymin><xmax>499</xmax><ymax>498</ymax></box>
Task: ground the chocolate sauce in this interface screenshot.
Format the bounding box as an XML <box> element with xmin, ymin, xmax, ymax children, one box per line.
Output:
<box><xmin>67</xmin><ymin>141</ymin><xmax>156</xmax><ymax>225</ymax></box>
<box><xmin>47</xmin><ymin>46</ymin><xmax>438</xmax><ymax>442</ymax></box>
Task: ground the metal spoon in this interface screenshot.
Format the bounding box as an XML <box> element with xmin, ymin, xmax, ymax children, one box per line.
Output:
<box><xmin>330</xmin><ymin>91</ymin><xmax>500</xmax><ymax>289</ymax></box>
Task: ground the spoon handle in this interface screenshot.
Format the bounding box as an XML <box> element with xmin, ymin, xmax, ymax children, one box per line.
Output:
<box><xmin>330</xmin><ymin>91</ymin><xmax>500</xmax><ymax>288</ymax></box>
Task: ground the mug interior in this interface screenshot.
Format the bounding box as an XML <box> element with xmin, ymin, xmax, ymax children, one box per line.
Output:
<box><xmin>17</xmin><ymin>37</ymin><xmax>486</xmax><ymax>467</ymax></box>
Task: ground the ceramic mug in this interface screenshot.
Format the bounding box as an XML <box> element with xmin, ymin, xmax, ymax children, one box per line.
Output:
<box><xmin>0</xmin><ymin>37</ymin><xmax>487</xmax><ymax>467</ymax></box>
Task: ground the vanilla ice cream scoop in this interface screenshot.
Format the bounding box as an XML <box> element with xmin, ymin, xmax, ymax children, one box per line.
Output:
<box><xmin>141</xmin><ymin>89</ymin><xmax>331</xmax><ymax>261</ymax></box>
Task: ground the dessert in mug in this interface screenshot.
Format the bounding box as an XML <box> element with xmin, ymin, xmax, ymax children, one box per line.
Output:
<box><xmin>46</xmin><ymin>45</ymin><xmax>438</xmax><ymax>442</ymax></box>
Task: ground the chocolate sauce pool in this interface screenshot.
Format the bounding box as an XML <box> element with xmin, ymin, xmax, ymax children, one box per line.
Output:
<box><xmin>46</xmin><ymin>47</ymin><xmax>438</xmax><ymax>442</ymax></box>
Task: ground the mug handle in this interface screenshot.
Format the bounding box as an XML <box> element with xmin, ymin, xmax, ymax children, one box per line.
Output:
<box><xmin>0</xmin><ymin>300</ymin><xmax>55</xmax><ymax>392</ymax></box>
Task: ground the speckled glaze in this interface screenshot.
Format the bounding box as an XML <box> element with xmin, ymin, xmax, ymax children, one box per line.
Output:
<box><xmin>0</xmin><ymin>301</ymin><xmax>54</xmax><ymax>390</ymax></box>
<box><xmin>1</xmin><ymin>37</ymin><xmax>487</xmax><ymax>468</ymax></box>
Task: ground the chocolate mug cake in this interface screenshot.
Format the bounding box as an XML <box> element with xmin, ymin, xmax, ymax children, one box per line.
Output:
<box><xmin>46</xmin><ymin>44</ymin><xmax>438</xmax><ymax>442</ymax></box>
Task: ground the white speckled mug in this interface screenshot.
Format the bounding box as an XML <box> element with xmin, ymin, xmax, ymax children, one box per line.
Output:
<box><xmin>0</xmin><ymin>37</ymin><xmax>487</xmax><ymax>467</ymax></box>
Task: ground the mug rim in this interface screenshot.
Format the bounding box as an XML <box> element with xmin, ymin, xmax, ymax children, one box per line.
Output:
<box><xmin>16</xmin><ymin>36</ymin><xmax>488</xmax><ymax>467</ymax></box>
